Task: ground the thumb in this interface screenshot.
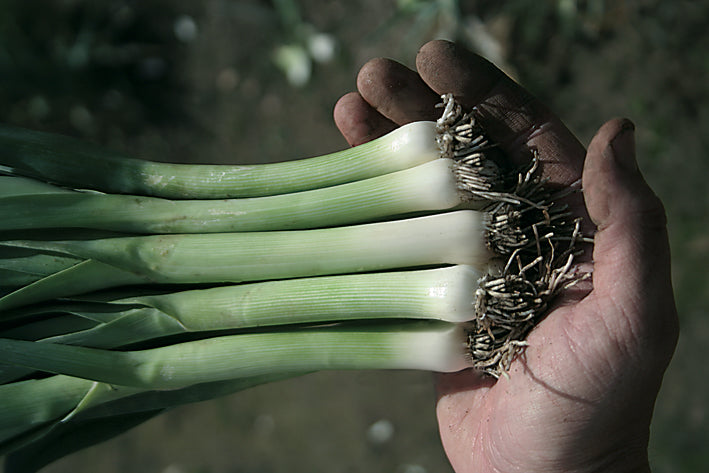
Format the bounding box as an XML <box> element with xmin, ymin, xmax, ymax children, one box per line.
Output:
<box><xmin>582</xmin><ymin>118</ymin><xmax>678</xmax><ymax>367</ymax></box>
<box><xmin>583</xmin><ymin>119</ymin><xmax>656</xmax><ymax>230</ymax></box>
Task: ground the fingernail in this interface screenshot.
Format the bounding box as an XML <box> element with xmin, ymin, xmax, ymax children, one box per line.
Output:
<box><xmin>608</xmin><ymin>119</ymin><xmax>638</xmax><ymax>173</ymax></box>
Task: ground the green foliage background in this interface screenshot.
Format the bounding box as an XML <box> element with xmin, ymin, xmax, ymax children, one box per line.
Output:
<box><xmin>1</xmin><ymin>1</ymin><xmax>706</xmax><ymax>472</ymax></box>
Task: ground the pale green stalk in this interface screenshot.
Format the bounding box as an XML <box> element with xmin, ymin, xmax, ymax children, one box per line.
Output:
<box><xmin>0</xmin><ymin>158</ymin><xmax>473</xmax><ymax>233</ymax></box>
<box><xmin>0</xmin><ymin>320</ymin><xmax>471</xmax><ymax>390</ymax></box>
<box><xmin>110</xmin><ymin>264</ymin><xmax>481</xmax><ymax>327</ymax></box>
<box><xmin>0</xmin><ymin>210</ymin><xmax>489</xmax><ymax>311</ymax></box>
<box><xmin>1</xmin><ymin>266</ymin><xmax>480</xmax><ymax>383</ymax></box>
<box><xmin>7</xmin><ymin>265</ymin><xmax>479</xmax><ymax>343</ymax></box>
<box><xmin>0</xmin><ymin>121</ymin><xmax>440</xmax><ymax>198</ymax></box>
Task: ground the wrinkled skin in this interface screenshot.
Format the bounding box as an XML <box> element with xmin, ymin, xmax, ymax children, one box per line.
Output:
<box><xmin>334</xmin><ymin>40</ymin><xmax>678</xmax><ymax>473</ymax></box>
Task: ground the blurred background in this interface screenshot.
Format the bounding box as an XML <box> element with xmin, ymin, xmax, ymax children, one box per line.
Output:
<box><xmin>0</xmin><ymin>0</ymin><xmax>706</xmax><ymax>472</ymax></box>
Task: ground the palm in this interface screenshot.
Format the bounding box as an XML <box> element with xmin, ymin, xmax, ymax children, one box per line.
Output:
<box><xmin>436</xmin><ymin>300</ymin><xmax>642</xmax><ymax>473</ymax></box>
<box><xmin>335</xmin><ymin>41</ymin><xmax>677</xmax><ymax>473</ymax></box>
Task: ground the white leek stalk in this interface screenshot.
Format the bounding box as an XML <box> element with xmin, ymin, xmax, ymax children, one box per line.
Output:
<box><xmin>0</xmin><ymin>320</ymin><xmax>471</xmax><ymax>390</ymax></box>
<box><xmin>0</xmin><ymin>158</ymin><xmax>478</xmax><ymax>233</ymax></box>
<box><xmin>0</xmin><ymin>210</ymin><xmax>489</xmax><ymax>311</ymax></box>
<box><xmin>0</xmin><ymin>121</ymin><xmax>440</xmax><ymax>198</ymax></box>
<box><xmin>0</xmin><ymin>266</ymin><xmax>480</xmax><ymax>383</ymax></box>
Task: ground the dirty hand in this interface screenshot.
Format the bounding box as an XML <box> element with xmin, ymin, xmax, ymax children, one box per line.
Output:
<box><xmin>334</xmin><ymin>40</ymin><xmax>678</xmax><ymax>473</ymax></box>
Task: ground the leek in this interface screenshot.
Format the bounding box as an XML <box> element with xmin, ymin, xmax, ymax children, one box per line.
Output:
<box><xmin>15</xmin><ymin>265</ymin><xmax>481</xmax><ymax>342</ymax></box>
<box><xmin>0</xmin><ymin>158</ymin><xmax>478</xmax><ymax>233</ymax></box>
<box><xmin>0</xmin><ymin>266</ymin><xmax>480</xmax><ymax>383</ymax></box>
<box><xmin>0</xmin><ymin>121</ymin><xmax>441</xmax><ymax>198</ymax></box>
<box><xmin>0</xmin><ymin>210</ymin><xmax>488</xmax><ymax>311</ymax></box>
<box><xmin>0</xmin><ymin>320</ymin><xmax>470</xmax><ymax>390</ymax></box>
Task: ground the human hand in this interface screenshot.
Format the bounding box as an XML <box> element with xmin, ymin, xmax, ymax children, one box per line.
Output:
<box><xmin>334</xmin><ymin>40</ymin><xmax>678</xmax><ymax>473</ymax></box>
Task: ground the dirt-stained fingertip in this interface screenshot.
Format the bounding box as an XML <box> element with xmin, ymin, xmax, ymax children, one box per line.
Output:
<box><xmin>356</xmin><ymin>57</ymin><xmax>440</xmax><ymax>125</ymax></box>
<box><xmin>333</xmin><ymin>91</ymin><xmax>396</xmax><ymax>146</ymax></box>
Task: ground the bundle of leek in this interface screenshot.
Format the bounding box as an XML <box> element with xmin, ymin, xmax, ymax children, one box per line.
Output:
<box><xmin>0</xmin><ymin>95</ymin><xmax>584</xmax><ymax>470</ymax></box>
